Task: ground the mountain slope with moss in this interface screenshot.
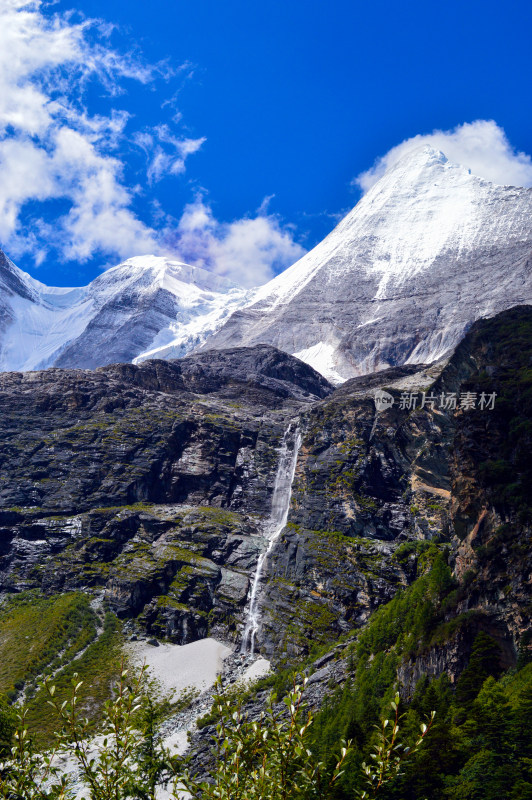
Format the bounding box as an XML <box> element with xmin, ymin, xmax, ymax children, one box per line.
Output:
<box><xmin>0</xmin><ymin>307</ymin><xmax>531</xmax><ymax>791</ymax></box>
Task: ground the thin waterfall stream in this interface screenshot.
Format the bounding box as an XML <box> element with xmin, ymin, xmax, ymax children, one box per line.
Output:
<box><xmin>241</xmin><ymin>422</ymin><xmax>301</xmax><ymax>654</ymax></box>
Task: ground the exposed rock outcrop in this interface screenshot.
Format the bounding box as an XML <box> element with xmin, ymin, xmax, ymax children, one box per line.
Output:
<box><xmin>1</xmin><ymin>308</ymin><xmax>531</xmax><ymax>682</ymax></box>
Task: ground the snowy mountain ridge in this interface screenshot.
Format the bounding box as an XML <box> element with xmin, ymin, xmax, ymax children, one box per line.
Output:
<box><xmin>1</xmin><ymin>144</ymin><xmax>531</xmax><ymax>379</ymax></box>
<box><xmin>0</xmin><ymin>252</ymin><xmax>250</xmax><ymax>371</ymax></box>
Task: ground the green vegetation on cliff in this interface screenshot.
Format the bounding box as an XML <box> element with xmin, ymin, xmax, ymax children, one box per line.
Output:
<box><xmin>0</xmin><ymin>591</ymin><xmax>123</xmax><ymax>742</ymax></box>
<box><xmin>462</xmin><ymin>307</ymin><xmax>532</xmax><ymax>523</ymax></box>
<box><xmin>0</xmin><ymin>592</ymin><xmax>98</xmax><ymax>701</ymax></box>
<box><xmin>309</xmin><ymin>548</ymin><xmax>532</xmax><ymax>799</ymax></box>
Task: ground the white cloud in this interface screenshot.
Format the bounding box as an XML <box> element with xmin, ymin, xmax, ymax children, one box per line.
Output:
<box><xmin>0</xmin><ymin>1</ymin><xmax>303</xmax><ymax>286</ymax></box>
<box><xmin>135</xmin><ymin>125</ymin><xmax>206</xmax><ymax>184</ymax></box>
<box><xmin>0</xmin><ymin>138</ymin><xmax>54</xmax><ymax>240</ymax></box>
<box><xmin>170</xmin><ymin>198</ymin><xmax>306</xmax><ymax>287</ymax></box>
<box><xmin>51</xmin><ymin>127</ymin><xmax>157</xmax><ymax>261</ymax></box>
<box><xmin>356</xmin><ymin>120</ymin><xmax>532</xmax><ymax>192</ymax></box>
<box><xmin>0</xmin><ymin>0</ymin><xmax>198</xmax><ymax>264</ymax></box>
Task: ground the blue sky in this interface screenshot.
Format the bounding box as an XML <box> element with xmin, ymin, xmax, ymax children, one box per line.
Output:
<box><xmin>1</xmin><ymin>0</ymin><xmax>531</xmax><ymax>288</ymax></box>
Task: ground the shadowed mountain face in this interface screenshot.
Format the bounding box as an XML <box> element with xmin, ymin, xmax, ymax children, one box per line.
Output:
<box><xmin>0</xmin><ymin>309</ymin><xmax>531</xmax><ymax>675</ymax></box>
<box><xmin>0</xmin><ymin>250</ymin><xmax>36</xmax><ymax>303</ymax></box>
<box><xmin>201</xmin><ymin>147</ymin><xmax>532</xmax><ymax>382</ymax></box>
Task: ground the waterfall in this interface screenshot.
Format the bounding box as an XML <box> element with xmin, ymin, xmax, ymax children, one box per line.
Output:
<box><xmin>241</xmin><ymin>422</ymin><xmax>301</xmax><ymax>654</ymax></box>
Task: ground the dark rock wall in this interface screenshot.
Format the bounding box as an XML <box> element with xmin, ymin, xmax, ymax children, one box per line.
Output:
<box><xmin>0</xmin><ymin>348</ymin><xmax>331</xmax><ymax>644</ymax></box>
<box><xmin>0</xmin><ymin>309</ymin><xmax>531</xmax><ymax>683</ymax></box>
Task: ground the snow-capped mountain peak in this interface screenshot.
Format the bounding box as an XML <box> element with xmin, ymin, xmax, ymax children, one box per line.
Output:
<box><xmin>201</xmin><ymin>146</ymin><xmax>532</xmax><ymax>382</ymax></box>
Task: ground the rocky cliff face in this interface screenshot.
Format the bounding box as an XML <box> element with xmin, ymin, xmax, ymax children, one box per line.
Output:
<box><xmin>0</xmin><ymin>308</ymin><xmax>531</xmax><ymax>686</ymax></box>
<box><xmin>181</xmin><ymin>308</ymin><xmax>532</xmax><ymax>779</ymax></box>
<box><xmin>254</xmin><ymin>307</ymin><xmax>532</xmax><ymax>669</ymax></box>
<box><xmin>0</xmin><ymin>346</ymin><xmax>330</xmax><ymax>514</ymax></box>
<box><xmin>0</xmin><ymin>347</ymin><xmax>331</xmax><ymax>643</ymax></box>
<box><xmin>256</xmin><ymin>361</ymin><xmax>453</xmax><ymax>657</ymax></box>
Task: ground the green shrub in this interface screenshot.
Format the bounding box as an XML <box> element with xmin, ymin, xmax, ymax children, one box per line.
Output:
<box><xmin>0</xmin><ymin>673</ymin><xmax>433</xmax><ymax>800</ymax></box>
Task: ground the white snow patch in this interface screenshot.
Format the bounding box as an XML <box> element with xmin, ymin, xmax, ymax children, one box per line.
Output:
<box><xmin>126</xmin><ymin>637</ymin><xmax>233</xmax><ymax>698</ymax></box>
<box><xmin>240</xmin><ymin>657</ymin><xmax>271</xmax><ymax>684</ymax></box>
<box><xmin>133</xmin><ymin>286</ymin><xmax>250</xmax><ymax>363</ymax></box>
<box><xmin>56</xmin><ymin>638</ymin><xmax>231</xmax><ymax>800</ymax></box>
<box><xmin>293</xmin><ymin>341</ymin><xmax>347</xmax><ymax>384</ymax></box>
<box><xmin>357</xmin><ymin>316</ymin><xmax>383</xmax><ymax>329</ymax></box>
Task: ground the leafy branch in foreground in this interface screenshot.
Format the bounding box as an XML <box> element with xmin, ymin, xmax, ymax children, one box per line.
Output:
<box><xmin>46</xmin><ymin>667</ymin><xmax>175</xmax><ymax>800</ymax></box>
<box><xmin>0</xmin><ymin>704</ymin><xmax>70</xmax><ymax>800</ymax></box>
<box><xmin>0</xmin><ymin>671</ymin><xmax>434</xmax><ymax>799</ymax></box>
<box><xmin>358</xmin><ymin>692</ymin><xmax>435</xmax><ymax>799</ymax></box>
<box><xmin>0</xmin><ymin>667</ymin><xmax>174</xmax><ymax>800</ymax></box>
<box><xmin>180</xmin><ymin>676</ymin><xmax>350</xmax><ymax>800</ymax></box>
